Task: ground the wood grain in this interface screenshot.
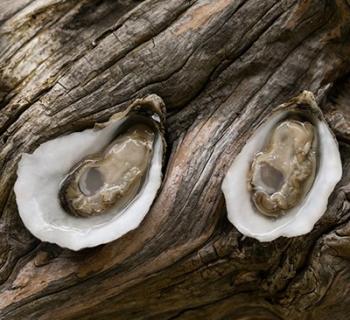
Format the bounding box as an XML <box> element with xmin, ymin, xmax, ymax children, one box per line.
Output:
<box><xmin>1</xmin><ymin>0</ymin><xmax>350</xmax><ymax>319</ymax></box>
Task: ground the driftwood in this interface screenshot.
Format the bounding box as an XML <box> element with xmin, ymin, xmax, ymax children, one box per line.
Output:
<box><xmin>1</xmin><ymin>0</ymin><xmax>350</xmax><ymax>319</ymax></box>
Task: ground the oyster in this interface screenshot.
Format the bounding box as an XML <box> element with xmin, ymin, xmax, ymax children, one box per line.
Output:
<box><xmin>222</xmin><ymin>91</ymin><xmax>342</xmax><ymax>241</ymax></box>
<box><xmin>14</xmin><ymin>94</ymin><xmax>166</xmax><ymax>250</ymax></box>
<box><xmin>249</xmin><ymin>119</ymin><xmax>317</xmax><ymax>217</ymax></box>
<box><xmin>59</xmin><ymin>123</ymin><xmax>156</xmax><ymax>218</ymax></box>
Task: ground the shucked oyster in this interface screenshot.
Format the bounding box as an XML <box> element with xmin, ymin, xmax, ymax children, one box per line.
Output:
<box><xmin>222</xmin><ymin>91</ymin><xmax>342</xmax><ymax>242</ymax></box>
<box><xmin>60</xmin><ymin>122</ymin><xmax>157</xmax><ymax>218</ymax></box>
<box><xmin>248</xmin><ymin>119</ymin><xmax>317</xmax><ymax>217</ymax></box>
<box><xmin>14</xmin><ymin>95</ymin><xmax>166</xmax><ymax>250</ymax></box>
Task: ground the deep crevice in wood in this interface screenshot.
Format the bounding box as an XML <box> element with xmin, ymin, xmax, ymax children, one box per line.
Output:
<box><xmin>1</xmin><ymin>0</ymin><xmax>350</xmax><ymax>319</ymax></box>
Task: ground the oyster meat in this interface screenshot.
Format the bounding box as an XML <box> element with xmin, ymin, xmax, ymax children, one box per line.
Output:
<box><xmin>222</xmin><ymin>91</ymin><xmax>342</xmax><ymax>241</ymax></box>
<box><xmin>14</xmin><ymin>94</ymin><xmax>166</xmax><ymax>250</ymax></box>
<box><xmin>60</xmin><ymin>123</ymin><xmax>156</xmax><ymax>217</ymax></box>
<box><xmin>249</xmin><ymin>119</ymin><xmax>317</xmax><ymax>217</ymax></box>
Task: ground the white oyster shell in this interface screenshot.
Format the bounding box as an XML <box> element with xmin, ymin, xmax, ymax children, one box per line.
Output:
<box><xmin>222</xmin><ymin>91</ymin><xmax>342</xmax><ymax>242</ymax></box>
<box><xmin>14</xmin><ymin>96</ymin><xmax>164</xmax><ymax>251</ymax></box>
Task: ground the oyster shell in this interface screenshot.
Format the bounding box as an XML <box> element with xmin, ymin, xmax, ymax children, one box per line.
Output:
<box><xmin>14</xmin><ymin>94</ymin><xmax>166</xmax><ymax>250</ymax></box>
<box><xmin>222</xmin><ymin>91</ymin><xmax>342</xmax><ymax>241</ymax></box>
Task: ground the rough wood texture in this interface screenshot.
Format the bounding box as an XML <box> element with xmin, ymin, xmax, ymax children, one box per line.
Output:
<box><xmin>1</xmin><ymin>0</ymin><xmax>350</xmax><ymax>319</ymax></box>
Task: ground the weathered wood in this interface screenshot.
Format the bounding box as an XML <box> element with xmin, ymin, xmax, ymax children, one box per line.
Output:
<box><xmin>1</xmin><ymin>0</ymin><xmax>350</xmax><ymax>319</ymax></box>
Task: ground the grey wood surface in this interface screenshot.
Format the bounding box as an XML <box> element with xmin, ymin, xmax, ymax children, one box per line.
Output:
<box><xmin>1</xmin><ymin>0</ymin><xmax>350</xmax><ymax>319</ymax></box>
